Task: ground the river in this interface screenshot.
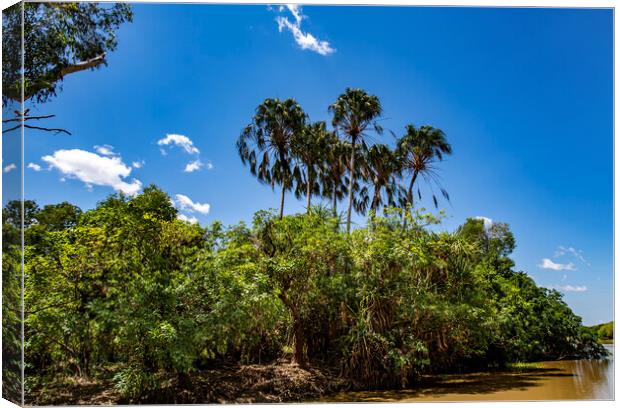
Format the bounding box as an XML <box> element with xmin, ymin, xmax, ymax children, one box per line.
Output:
<box><xmin>322</xmin><ymin>345</ymin><xmax>614</xmax><ymax>402</ymax></box>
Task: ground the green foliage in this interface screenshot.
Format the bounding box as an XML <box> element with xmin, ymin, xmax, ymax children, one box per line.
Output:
<box><xmin>342</xmin><ymin>209</ymin><xmax>490</xmax><ymax>386</ymax></box>
<box><xmin>252</xmin><ymin>209</ymin><xmax>348</xmax><ymax>365</ymax></box>
<box><xmin>20</xmin><ymin>187</ymin><xmax>607</xmax><ymax>402</ymax></box>
<box><xmin>396</xmin><ymin>124</ymin><xmax>452</xmax><ymax>209</ymax></box>
<box><xmin>236</xmin><ymin>88</ymin><xmax>458</xmax><ymax>231</ymax></box>
<box><xmin>237</xmin><ymin>98</ymin><xmax>307</xmax><ymax>218</ymax></box>
<box><xmin>2</xmin><ymin>202</ymin><xmax>22</xmax><ymax>402</ymax></box>
<box><xmin>113</xmin><ymin>366</ymin><xmax>157</xmax><ymax>402</ymax></box>
<box><xmin>588</xmin><ymin>321</ymin><xmax>613</xmax><ymax>341</ymax></box>
<box><xmin>292</xmin><ymin>121</ymin><xmax>333</xmax><ymax>210</ymax></box>
<box><xmin>329</xmin><ymin>88</ymin><xmax>383</xmax><ymax>233</ymax></box>
<box><xmin>598</xmin><ymin>322</ymin><xmax>614</xmax><ymax>340</ymax></box>
<box><xmin>3</xmin><ymin>2</ymin><xmax>133</xmax><ymax>104</ymax></box>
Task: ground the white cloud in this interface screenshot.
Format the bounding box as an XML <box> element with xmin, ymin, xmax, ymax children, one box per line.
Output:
<box><xmin>184</xmin><ymin>159</ymin><xmax>203</xmax><ymax>173</ymax></box>
<box><xmin>157</xmin><ymin>134</ymin><xmax>199</xmax><ymax>155</ymax></box>
<box><xmin>3</xmin><ymin>163</ymin><xmax>16</xmax><ymax>173</ymax></box>
<box><xmin>538</xmin><ymin>258</ymin><xmax>576</xmax><ymax>271</ymax></box>
<box><xmin>474</xmin><ymin>216</ymin><xmax>493</xmax><ymax>229</ymax></box>
<box><xmin>551</xmin><ymin>284</ymin><xmax>588</xmax><ymax>293</ymax></box>
<box><xmin>132</xmin><ymin>160</ymin><xmax>145</xmax><ymax>169</ymax></box>
<box><xmin>287</xmin><ymin>4</ymin><xmax>303</xmax><ymax>23</ymax></box>
<box><xmin>42</xmin><ymin>149</ymin><xmax>142</xmax><ymax>195</ymax></box>
<box><xmin>554</xmin><ymin>245</ymin><xmax>588</xmax><ymax>264</ymax></box>
<box><xmin>174</xmin><ymin>194</ymin><xmax>210</xmax><ymax>214</ymax></box>
<box><xmin>177</xmin><ymin>213</ymin><xmax>199</xmax><ymax>224</ymax></box>
<box><xmin>276</xmin><ymin>5</ymin><xmax>335</xmax><ymax>56</ymax></box>
<box><xmin>27</xmin><ymin>163</ymin><xmax>42</xmax><ymax>171</ymax></box>
<box><xmin>206</xmin><ymin>162</ymin><xmax>214</xmax><ymax>170</ymax></box>
<box><xmin>94</xmin><ymin>144</ymin><xmax>117</xmax><ymax>157</ymax></box>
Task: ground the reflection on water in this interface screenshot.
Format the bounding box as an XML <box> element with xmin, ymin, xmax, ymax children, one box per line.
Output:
<box><xmin>322</xmin><ymin>345</ymin><xmax>614</xmax><ymax>402</ymax></box>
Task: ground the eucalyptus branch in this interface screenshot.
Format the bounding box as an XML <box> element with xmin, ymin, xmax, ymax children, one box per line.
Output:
<box><xmin>2</xmin><ymin>114</ymin><xmax>55</xmax><ymax>123</ymax></box>
<box><xmin>2</xmin><ymin>123</ymin><xmax>71</xmax><ymax>135</ymax></box>
<box><xmin>59</xmin><ymin>53</ymin><xmax>106</xmax><ymax>78</ymax></box>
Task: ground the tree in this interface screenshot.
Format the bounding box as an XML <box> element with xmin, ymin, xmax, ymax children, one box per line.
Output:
<box><xmin>361</xmin><ymin>144</ymin><xmax>400</xmax><ymax>213</ymax></box>
<box><xmin>34</xmin><ymin>202</ymin><xmax>82</xmax><ymax>231</ymax></box>
<box><xmin>253</xmin><ymin>210</ymin><xmax>346</xmax><ymax>367</ymax></box>
<box><xmin>396</xmin><ymin>124</ymin><xmax>452</xmax><ymax>209</ymax></box>
<box><xmin>2</xmin><ymin>201</ymin><xmax>24</xmax><ymax>404</ymax></box>
<box><xmin>321</xmin><ymin>133</ymin><xmax>349</xmax><ymax>217</ymax></box>
<box><xmin>3</xmin><ymin>199</ymin><xmax>39</xmax><ymax>228</ymax></box>
<box><xmin>2</xmin><ymin>2</ymin><xmax>132</xmax><ymax>134</ymax></box>
<box><xmin>237</xmin><ymin>98</ymin><xmax>307</xmax><ymax>219</ymax></box>
<box><xmin>292</xmin><ymin>121</ymin><xmax>331</xmax><ymax>212</ymax></box>
<box><xmin>3</xmin><ymin>2</ymin><xmax>133</xmax><ymax>105</ymax></box>
<box><xmin>457</xmin><ymin>218</ymin><xmax>516</xmax><ymax>274</ymax></box>
<box><xmin>329</xmin><ymin>88</ymin><xmax>383</xmax><ymax>233</ymax></box>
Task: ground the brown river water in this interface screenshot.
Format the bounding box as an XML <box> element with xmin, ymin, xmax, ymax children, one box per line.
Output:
<box><xmin>321</xmin><ymin>345</ymin><xmax>614</xmax><ymax>402</ymax></box>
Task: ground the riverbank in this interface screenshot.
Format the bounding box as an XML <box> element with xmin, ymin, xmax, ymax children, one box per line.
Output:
<box><xmin>28</xmin><ymin>346</ymin><xmax>614</xmax><ymax>404</ymax></box>
<box><xmin>27</xmin><ymin>361</ymin><xmax>352</xmax><ymax>405</ymax></box>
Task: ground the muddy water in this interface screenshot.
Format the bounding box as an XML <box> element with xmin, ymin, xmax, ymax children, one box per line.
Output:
<box><xmin>323</xmin><ymin>345</ymin><xmax>614</xmax><ymax>402</ymax></box>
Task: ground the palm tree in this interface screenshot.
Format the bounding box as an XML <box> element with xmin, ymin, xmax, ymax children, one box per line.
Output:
<box><xmin>292</xmin><ymin>121</ymin><xmax>331</xmax><ymax>212</ymax></box>
<box><xmin>320</xmin><ymin>133</ymin><xmax>349</xmax><ymax>217</ymax></box>
<box><xmin>361</xmin><ymin>144</ymin><xmax>400</xmax><ymax>213</ymax></box>
<box><xmin>329</xmin><ymin>88</ymin><xmax>382</xmax><ymax>233</ymax></box>
<box><xmin>396</xmin><ymin>124</ymin><xmax>452</xmax><ymax>209</ymax></box>
<box><xmin>237</xmin><ymin>98</ymin><xmax>306</xmax><ymax>219</ymax></box>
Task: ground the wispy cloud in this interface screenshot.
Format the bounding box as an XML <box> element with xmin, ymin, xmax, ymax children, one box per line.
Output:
<box><xmin>157</xmin><ymin>134</ymin><xmax>200</xmax><ymax>155</ymax></box>
<box><xmin>132</xmin><ymin>160</ymin><xmax>145</xmax><ymax>169</ymax></box>
<box><xmin>3</xmin><ymin>163</ymin><xmax>16</xmax><ymax>173</ymax></box>
<box><xmin>550</xmin><ymin>284</ymin><xmax>588</xmax><ymax>293</ymax></box>
<box><xmin>275</xmin><ymin>5</ymin><xmax>335</xmax><ymax>56</ymax></box>
<box><xmin>206</xmin><ymin>162</ymin><xmax>214</xmax><ymax>170</ymax></box>
<box><xmin>174</xmin><ymin>194</ymin><xmax>210</xmax><ymax>214</ymax></box>
<box><xmin>538</xmin><ymin>258</ymin><xmax>576</xmax><ymax>271</ymax></box>
<box><xmin>42</xmin><ymin>149</ymin><xmax>142</xmax><ymax>195</ymax></box>
<box><xmin>184</xmin><ymin>159</ymin><xmax>203</xmax><ymax>173</ymax></box>
<box><xmin>27</xmin><ymin>163</ymin><xmax>42</xmax><ymax>171</ymax></box>
<box><xmin>554</xmin><ymin>245</ymin><xmax>588</xmax><ymax>265</ymax></box>
<box><xmin>94</xmin><ymin>144</ymin><xmax>117</xmax><ymax>157</ymax></box>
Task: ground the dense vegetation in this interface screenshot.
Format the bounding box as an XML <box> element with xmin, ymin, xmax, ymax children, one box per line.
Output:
<box><xmin>589</xmin><ymin>321</ymin><xmax>614</xmax><ymax>343</ymax></box>
<box><xmin>3</xmin><ymin>188</ymin><xmax>605</xmax><ymax>403</ymax></box>
<box><xmin>2</xmin><ymin>4</ymin><xmax>133</xmax><ymax>402</ymax></box>
<box><xmin>3</xmin><ymin>87</ymin><xmax>607</xmax><ymax>403</ymax></box>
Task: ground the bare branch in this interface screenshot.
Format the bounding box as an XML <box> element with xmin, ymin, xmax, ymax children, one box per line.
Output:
<box><xmin>3</xmin><ymin>114</ymin><xmax>56</xmax><ymax>124</ymax></box>
<box><xmin>2</xmin><ymin>124</ymin><xmax>20</xmax><ymax>134</ymax></box>
<box><xmin>24</xmin><ymin>124</ymin><xmax>71</xmax><ymax>135</ymax></box>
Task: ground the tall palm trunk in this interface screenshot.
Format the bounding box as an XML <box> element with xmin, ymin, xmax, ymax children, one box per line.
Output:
<box><xmin>279</xmin><ymin>184</ymin><xmax>285</xmax><ymax>219</ymax></box>
<box><xmin>371</xmin><ymin>185</ymin><xmax>381</xmax><ymax>213</ymax></box>
<box><xmin>279</xmin><ymin>153</ymin><xmax>288</xmax><ymax>219</ymax></box>
<box><xmin>306</xmin><ymin>169</ymin><xmax>312</xmax><ymax>213</ymax></box>
<box><xmin>406</xmin><ymin>171</ymin><xmax>419</xmax><ymax>208</ymax></box>
<box><xmin>403</xmin><ymin>171</ymin><xmax>418</xmax><ymax>229</ymax></box>
<box><xmin>332</xmin><ymin>184</ymin><xmax>338</xmax><ymax>216</ymax></box>
<box><xmin>346</xmin><ymin>137</ymin><xmax>356</xmax><ymax>234</ymax></box>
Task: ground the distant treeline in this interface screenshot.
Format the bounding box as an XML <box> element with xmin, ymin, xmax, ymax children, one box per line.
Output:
<box><xmin>588</xmin><ymin>321</ymin><xmax>613</xmax><ymax>341</ymax></box>
<box><xmin>1</xmin><ymin>186</ymin><xmax>608</xmax><ymax>404</ymax></box>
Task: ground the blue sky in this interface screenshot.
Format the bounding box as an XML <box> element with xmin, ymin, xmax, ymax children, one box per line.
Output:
<box><xmin>5</xmin><ymin>5</ymin><xmax>613</xmax><ymax>324</ymax></box>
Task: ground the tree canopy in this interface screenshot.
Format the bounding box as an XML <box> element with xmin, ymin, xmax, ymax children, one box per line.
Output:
<box><xmin>3</xmin><ymin>2</ymin><xmax>133</xmax><ymax>105</ymax></box>
<box><xmin>11</xmin><ymin>187</ymin><xmax>606</xmax><ymax>404</ymax></box>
